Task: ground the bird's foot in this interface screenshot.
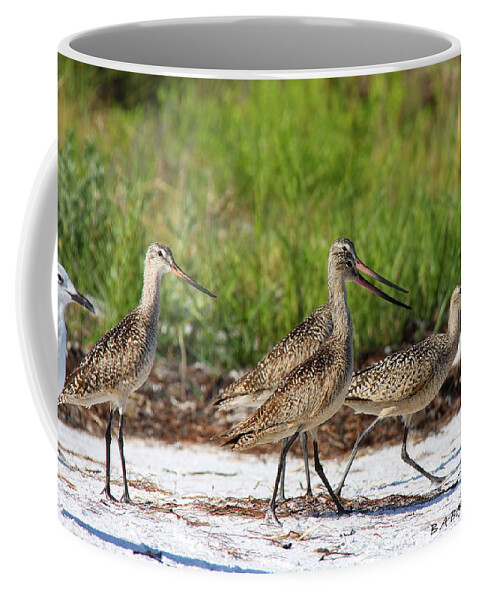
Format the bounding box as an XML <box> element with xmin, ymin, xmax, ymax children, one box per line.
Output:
<box><xmin>120</xmin><ymin>493</ymin><xmax>134</xmax><ymax>505</ymax></box>
<box><xmin>264</xmin><ymin>507</ymin><xmax>282</xmax><ymax>527</ymax></box>
<box><xmin>305</xmin><ymin>487</ymin><xmax>313</xmax><ymax>499</ymax></box>
<box><xmin>429</xmin><ymin>474</ymin><xmax>446</xmax><ymax>486</ymax></box>
<box><xmin>334</xmin><ymin>500</ymin><xmax>349</xmax><ymax>516</ymax></box>
<box><xmin>101</xmin><ymin>487</ymin><xmax>119</xmax><ymax>503</ymax></box>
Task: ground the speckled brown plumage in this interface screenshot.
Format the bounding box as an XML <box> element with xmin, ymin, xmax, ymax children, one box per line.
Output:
<box><xmin>219</xmin><ymin>246</ymin><xmax>361</xmax><ymax>522</ymax></box>
<box><xmin>60</xmin><ymin>306</ymin><xmax>159</xmax><ymax>408</ymax></box>
<box><xmin>346</xmin><ymin>283</ymin><xmax>461</xmax><ymax>419</ymax></box>
<box><xmin>222</xmin><ymin>328</ymin><xmax>352</xmax><ymax>449</ymax></box>
<box><xmin>219</xmin><ymin>240</ymin><xmax>410</xmax><ymax>523</ymax></box>
<box><xmin>214</xmin><ymin>305</ymin><xmax>333</xmax><ymax>409</ymax></box>
<box><xmin>59</xmin><ymin>243</ymin><xmax>166</xmax><ymax>412</ymax></box>
<box><xmin>214</xmin><ymin>237</ymin><xmax>408</xmax><ymax>411</ymax></box>
<box><xmin>335</xmin><ymin>283</ymin><xmax>461</xmax><ymax>496</ymax></box>
<box><xmin>219</xmin><ymin>247</ymin><xmax>358</xmax><ymax>452</ymax></box>
<box><xmin>58</xmin><ymin>241</ymin><xmax>215</xmax><ymax>503</ymax></box>
<box><xmin>214</xmin><ymin>237</ymin><xmax>409</xmax><ymax>504</ymax></box>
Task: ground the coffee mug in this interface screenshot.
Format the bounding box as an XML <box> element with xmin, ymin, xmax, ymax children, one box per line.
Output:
<box><xmin>18</xmin><ymin>16</ymin><xmax>461</xmax><ymax>572</ymax></box>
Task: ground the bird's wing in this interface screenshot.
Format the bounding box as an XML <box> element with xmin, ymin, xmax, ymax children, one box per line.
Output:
<box><xmin>214</xmin><ymin>305</ymin><xmax>332</xmax><ymax>407</ymax></box>
<box><xmin>221</xmin><ymin>342</ymin><xmax>341</xmax><ymax>449</ymax></box>
<box><xmin>346</xmin><ymin>336</ymin><xmax>448</xmax><ymax>405</ymax></box>
<box><xmin>59</xmin><ymin>310</ymin><xmax>148</xmax><ymax>402</ymax></box>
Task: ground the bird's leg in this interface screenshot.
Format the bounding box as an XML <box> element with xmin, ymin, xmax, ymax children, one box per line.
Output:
<box><xmin>277</xmin><ymin>438</ymin><xmax>288</xmax><ymax>503</ymax></box>
<box><xmin>102</xmin><ymin>409</ymin><xmax>118</xmax><ymax>502</ymax></box>
<box><xmin>265</xmin><ymin>431</ymin><xmax>300</xmax><ymax>526</ymax></box>
<box><xmin>277</xmin><ymin>432</ymin><xmax>312</xmax><ymax>502</ymax></box>
<box><xmin>118</xmin><ymin>411</ymin><xmax>132</xmax><ymax>504</ymax></box>
<box><xmin>401</xmin><ymin>423</ymin><xmax>445</xmax><ymax>485</ymax></box>
<box><xmin>335</xmin><ymin>416</ymin><xmax>382</xmax><ymax>496</ymax></box>
<box><xmin>301</xmin><ymin>432</ymin><xmax>313</xmax><ymax>497</ymax></box>
<box><xmin>313</xmin><ymin>439</ymin><xmax>347</xmax><ymax>515</ymax></box>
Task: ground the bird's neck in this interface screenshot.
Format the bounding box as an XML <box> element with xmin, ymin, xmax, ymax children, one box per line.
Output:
<box><xmin>139</xmin><ymin>264</ymin><xmax>162</xmax><ymax>321</ymax></box>
<box><xmin>328</xmin><ymin>273</ymin><xmax>352</xmax><ymax>343</ymax></box>
<box><xmin>447</xmin><ymin>301</ymin><xmax>461</xmax><ymax>345</ymax></box>
<box><xmin>58</xmin><ymin>313</ymin><xmax>67</xmax><ymax>343</ymax></box>
<box><xmin>57</xmin><ymin>303</ymin><xmax>68</xmax><ymax>397</ymax></box>
<box><xmin>57</xmin><ymin>298</ymin><xmax>67</xmax><ymax>329</ymax></box>
<box><xmin>57</xmin><ymin>299</ymin><xmax>69</xmax><ymax>348</ymax></box>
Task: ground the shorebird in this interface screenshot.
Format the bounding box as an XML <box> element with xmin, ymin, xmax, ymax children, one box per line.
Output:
<box><xmin>335</xmin><ymin>283</ymin><xmax>461</xmax><ymax>497</ymax></box>
<box><xmin>57</xmin><ymin>263</ymin><xmax>95</xmax><ymax>396</ymax></box>
<box><xmin>214</xmin><ymin>238</ymin><xmax>408</xmax><ymax>500</ymax></box>
<box><xmin>59</xmin><ymin>243</ymin><xmax>216</xmax><ymax>503</ymax></box>
<box><xmin>219</xmin><ymin>242</ymin><xmax>410</xmax><ymax>524</ymax></box>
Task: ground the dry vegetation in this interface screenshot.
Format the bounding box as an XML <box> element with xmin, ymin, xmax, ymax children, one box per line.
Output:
<box><xmin>59</xmin><ymin>343</ymin><xmax>460</xmax><ymax>462</ymax></box>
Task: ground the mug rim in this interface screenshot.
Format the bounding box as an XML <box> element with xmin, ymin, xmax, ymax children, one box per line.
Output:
<box><xmin>58</xmin><ymin>15</ymin><xmax>461</xmax><ymax>80</ymax></box>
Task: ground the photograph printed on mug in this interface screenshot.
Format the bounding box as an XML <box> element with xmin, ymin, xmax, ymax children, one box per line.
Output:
<box><xmin>57</xmin><ymin>54</ymin><xmax>460</xmax><ymax>572</ymax></box>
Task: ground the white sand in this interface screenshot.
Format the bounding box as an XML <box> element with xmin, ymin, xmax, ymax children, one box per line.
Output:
<box><xmin>58</xmin><ymin>415</ymin><xmax>460</xmax><ymax>573</ymax></box>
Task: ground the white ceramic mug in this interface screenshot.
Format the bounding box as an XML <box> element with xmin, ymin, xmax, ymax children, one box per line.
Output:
<box><xmin>18</xmin><ymin>16</ymin><xmax>461</xmax><ymax>572</ymax></box>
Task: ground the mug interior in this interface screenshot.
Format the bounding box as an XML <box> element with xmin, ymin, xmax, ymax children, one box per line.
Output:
<box><xmin>60</xmin><ymin>16</ymin><xmax>460</xmax><ymax>78</ymax></box>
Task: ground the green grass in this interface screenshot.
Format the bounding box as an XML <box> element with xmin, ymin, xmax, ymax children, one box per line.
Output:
<box><xmin>58</xmin><ymin>56</ymin><xmax>460</xmax><ymax>371</ymax></box>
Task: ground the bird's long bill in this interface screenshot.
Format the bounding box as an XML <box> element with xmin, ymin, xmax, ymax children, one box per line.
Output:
<box><xmin>355</xmin><ymin>258</ymin><xmax>409</xmax><ymax>294</ymax></box>
<box><xmin>355</xmin><ymin>272</ymin><xmax>411</xmax><ymax>309</ymax></box>
<box><xmin>70</xmin><ymin>291</ymin><xmax>95</xmax><ymax>313</ymax></box>
<box><xmin>171</xmin><ymin>263</ymin><xmax>216</xmax><ymax>298</ymax></box>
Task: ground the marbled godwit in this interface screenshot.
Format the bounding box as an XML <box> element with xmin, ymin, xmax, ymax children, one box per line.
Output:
<box><xmin>214</xmin><ymin>238</ymin><xmax>408</xmax><ymax>500</ymax></box>
<box><xmin>219</xmin><ymin>244</ymin><xmax>410</xmax><ymax>524</ymax></box>
<box><xmin>335</xmin><ymin>283</ymin><xmax>461</xmax><ymax>497</ymax></box>
<box><xmin>59</xmin><ymin>243</ymin><xmax>215</xmax><ymax>503</ymax></box>
<box><xmin>57</xmin><ymin>263</ymin><xmax>95</xmax><ymax>396</ymax></box>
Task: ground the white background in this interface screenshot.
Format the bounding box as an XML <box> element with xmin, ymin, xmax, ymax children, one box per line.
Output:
<box><xmin>1</xmin><ymin>1</ymin><xmax>472</xmax><ymax>598</ymax></box>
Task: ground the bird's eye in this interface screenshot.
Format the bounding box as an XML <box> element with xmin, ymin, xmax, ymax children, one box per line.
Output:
<box><xmin>342</xmin><ymin>246</ymin><xmax>348</xmax><ymax>252</ymax></box>
<box><xmin>158</xmin><ymin>250</ymin><xmax>164</xmax><ymax>258</ymax></box>
<box><xmin>58</xmin><ymin>274</ymin><xmax>63</xmax><ymax>284</ymax></box>
<box><xmin>346</xmin><ymin>260</ymin><xmax>353</xmax><ymax>268</ymax></box>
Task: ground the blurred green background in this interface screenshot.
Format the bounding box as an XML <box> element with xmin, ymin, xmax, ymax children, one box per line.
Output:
<box><xmin>58</xmin><ymin>56</ymin><xmax>460</xmax><ymax>371</ymax></box>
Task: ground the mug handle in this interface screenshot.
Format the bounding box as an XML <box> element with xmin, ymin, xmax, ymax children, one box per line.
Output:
<box><xmin>16</xmin><ymin>142</ymin><xmax>57</xmax><ymax>450</ymax></box>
